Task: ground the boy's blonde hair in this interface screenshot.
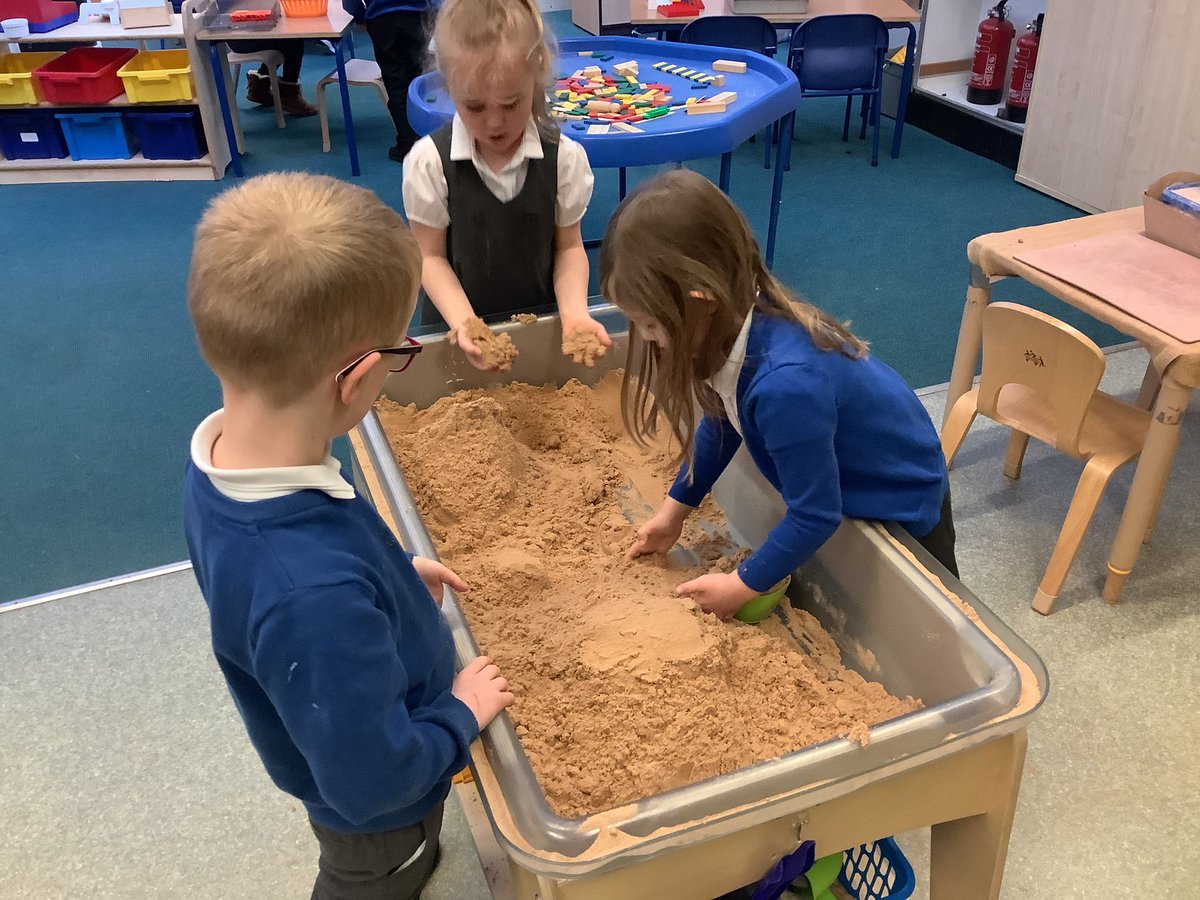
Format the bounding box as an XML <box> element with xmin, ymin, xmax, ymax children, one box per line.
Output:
<box><xmin>434</xmin><ymin>0</ymin><xmax>557</xmax><ymax>138</ymax></box>
<box><xmin>188</xmin><ymin>173</ymin><xmax>421</xmax><ymax>406</ymax></box>
<box><xmin>599</xmin><ymin>169</ymin><xmax>869</xmax><ymax>468</ymax></box>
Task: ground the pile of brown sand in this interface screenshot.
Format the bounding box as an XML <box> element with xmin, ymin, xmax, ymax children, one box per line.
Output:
<box><xmin>452</xmin><ymin>316</ymin><xmax>518</xmax><ymax>371</ymax></box>
<box><xmin>377</xmin><ymin>374</ymin><xmax>919</xmax><ymax>819</ymax></box>
<box><xmin>561</xmin><ymin>327</ymin><xmax>608</xmax><ymax>367</ymax></box>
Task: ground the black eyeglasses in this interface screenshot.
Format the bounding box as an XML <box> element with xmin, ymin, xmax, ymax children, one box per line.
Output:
<box><xmin>335</xmin><ymin>336</ymin><xmax>423</xmax><ymax>383</ymax></box>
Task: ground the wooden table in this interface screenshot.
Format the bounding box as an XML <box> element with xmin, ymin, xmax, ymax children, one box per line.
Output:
<box><xmin>189</xmin><ymin>3</ymin><xmax>360</xmax><ymax>177</ymax></box>
<box><xmin>946</xmin><ymin>208</ymin><xmax>1200</xmax><ymax>602</ymax></box>
<box><xmin>627</xmin><ymin>0</ymin><xmax>920</xmax><ymax>160</ymax></box>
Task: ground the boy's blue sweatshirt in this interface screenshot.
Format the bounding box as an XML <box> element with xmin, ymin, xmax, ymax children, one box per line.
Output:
<box><xmin>183</xmin><ymin>463</ymin><xmax>478</xmax><ymax>833</ymax></box>
<box><xmin>343</xmin><ymin>0</ymin><xmax>435</xmax><ymax>21</ymax></box>
<box><xmin>670</xmin><ymin>313</ymin><xmax>946</xmax><ymax>593</ymax></box>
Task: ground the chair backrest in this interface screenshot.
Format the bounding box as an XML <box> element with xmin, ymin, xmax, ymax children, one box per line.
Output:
<box><xmin>679</xmin><ymin>15</ymin><xmax>778</xmax><ymax>57</ymax></box>
<box><xmin>790</xmin><ymin>14</ymin><xmax>888</xmax><ymax>91</ymax></box>
<box><xmin>978</xmin><ymin>302</ymin><xmax>1106</xmax><ymax>458</ymax></box>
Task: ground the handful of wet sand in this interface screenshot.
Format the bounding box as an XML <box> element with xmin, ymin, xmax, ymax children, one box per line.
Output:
<box><xmin>562</xmin><ymin>327</ymin><xmax>608</xmax><ymax>367</ymax></box>
<box><xmin>453</xmin><ymin>316</ymin><xmax>519</xmax><ymax>371</ymax></box>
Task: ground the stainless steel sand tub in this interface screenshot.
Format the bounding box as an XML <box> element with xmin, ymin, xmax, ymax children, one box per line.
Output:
<box><xmin>352</xmin><ymin>306</ymin><xmax>1048</xmax><ymax>881</ymax></box>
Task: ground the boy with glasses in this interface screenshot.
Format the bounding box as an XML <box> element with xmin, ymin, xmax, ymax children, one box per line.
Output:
<box><xmin>184</xmin><ymin>173</ymin><xmax>513</xmax><ymax>900</ymax></box>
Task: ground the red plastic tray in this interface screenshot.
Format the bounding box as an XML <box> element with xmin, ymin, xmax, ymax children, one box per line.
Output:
<box><xmin>33</xmin><ymin>47</ymin><xmax>138</xmax><ymax>106</ymax></box>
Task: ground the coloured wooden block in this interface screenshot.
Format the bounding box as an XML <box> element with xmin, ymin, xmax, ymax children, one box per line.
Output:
<box><xmin>712</xmin><ymin>59</ymin><xmax>747</xmax><ymax>74</ymax></box>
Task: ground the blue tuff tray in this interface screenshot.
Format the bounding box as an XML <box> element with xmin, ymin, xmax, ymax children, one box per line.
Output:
<box><xmin>407</xmin><ymin>36</ymin><xmax>800</xmax><ymax>169</ymax></box>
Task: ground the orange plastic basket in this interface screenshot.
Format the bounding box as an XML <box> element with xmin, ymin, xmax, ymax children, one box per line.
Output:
<box><xmin>280</xmin><ymin>0</ymin><xmax>327</xmax><ymax>16</ymax></box>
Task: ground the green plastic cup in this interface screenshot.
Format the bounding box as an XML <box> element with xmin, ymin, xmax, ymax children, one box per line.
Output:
<box><xmin>734</xmin><ymin>575</ymin><xmax>791</xmax><ymax>624</ymax></box>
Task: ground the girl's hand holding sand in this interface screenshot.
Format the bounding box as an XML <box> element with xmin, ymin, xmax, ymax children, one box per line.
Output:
<box><xmin>676</xmin><ymin>571</ymin><xmax>757</xmax><ymax>621</ymax></box>
<box><xmin>453</xmin><ymin>656</ymin><xmax>515</xmax><ymax>728</ymax></box>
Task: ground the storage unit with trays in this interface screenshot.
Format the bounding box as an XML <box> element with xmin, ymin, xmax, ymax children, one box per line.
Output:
<box><xmin>0</xmin><ymin>6</ymin><xmax>231</xmax><ymax>183</ymax></box>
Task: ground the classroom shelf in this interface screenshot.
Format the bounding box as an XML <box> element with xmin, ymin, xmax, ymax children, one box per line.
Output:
<box><xmin>0</xmin><ymin>10</ymin><xmax>227</xmax><ymax>182</ymax></box>
<box><xmin>0</xmin><ymin>151</ymin><xmax>214</xmax><ymax>183</ymax></box>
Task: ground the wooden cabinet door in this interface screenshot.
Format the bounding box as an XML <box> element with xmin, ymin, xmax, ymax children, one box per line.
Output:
<box><xmin>1016</xmin><ymin>0</ymin><xmax>1156</xmax><ymax>212</ymax></box>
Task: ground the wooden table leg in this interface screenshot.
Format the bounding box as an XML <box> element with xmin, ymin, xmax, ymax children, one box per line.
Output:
<box><xmin>929</xmin><ymin>729</ymin><xmax>1028</xmax><ymax>900</ymax></box>
<box><xmin>944</xmin><ymin>266</ymin><xmax>992</xmax><ymax>429</ymax></box>
<box><xmin>1102</xmin><ymin>374</ymin><xmax>1193</xmax><ymax>602</ymax></box>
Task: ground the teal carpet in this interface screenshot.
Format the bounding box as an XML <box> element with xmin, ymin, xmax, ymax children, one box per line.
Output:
<box><xmin>0</xmin><ymin>14</ymin><xmax>1124</xmax><ymax>602</ymax></box>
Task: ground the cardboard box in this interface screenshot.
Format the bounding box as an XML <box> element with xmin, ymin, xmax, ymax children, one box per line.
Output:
<box><xmin>118</xmin><ymin>0</ymin><xmax>172</xmax><ymax>28</ymax></box>
<box><xmin>1143</xmin><ymin>170</ymin><xmax>1200</xmax><ymax>260</ymax></box>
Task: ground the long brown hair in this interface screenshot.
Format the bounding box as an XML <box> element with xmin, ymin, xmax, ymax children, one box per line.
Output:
<box><xmin>599</xmin><ymin>169</ymin><xmax>868</xmax><ymax>468</ymax></box>
<box><xmin>433</xmin><ymin>0</ymin><xmax>557</xmax><ymax>139</ymax></box>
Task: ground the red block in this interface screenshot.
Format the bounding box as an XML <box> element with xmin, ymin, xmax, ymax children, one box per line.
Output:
<box><xmin>660</xmin><ymin>2</ymin><xmax>700</xmax><ymax>16</ymax></box>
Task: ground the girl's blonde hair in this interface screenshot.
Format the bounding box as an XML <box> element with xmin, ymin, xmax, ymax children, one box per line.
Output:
<box><xmin>433</xmin><ymin>0</ymin><xmax>557</xmax><ymax>138</ymax></box>
<box><xmin>599</xmin><ymin>169</ymin><xmax>868</xmax><ymax>467</ymax></box>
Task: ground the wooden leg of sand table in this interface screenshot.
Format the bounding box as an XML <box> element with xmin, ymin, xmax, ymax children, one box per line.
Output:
<box><xmin>929</xmin><ymin>730</ymin><xmax>1028</xmax><ymax>900</ymax></box>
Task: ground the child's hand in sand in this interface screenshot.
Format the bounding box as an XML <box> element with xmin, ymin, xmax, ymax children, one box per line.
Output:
<box><xmin>627</xmin><ymin>498</ymin><xmax>692</xmax><ymax>559</ymax></box>
<box><xmin>676</xmin><ymin>571</ymin><xmax>757</xmax><ymax>621</ymax></box>
<box><xmin>453</xmin><ymin>656</ymin><xmax>514</xmax><ymax>728</ymax></box>
<box><xmin>452</xmin><ymin>326</ymin><xmax>493</xmax><ymax>371</ymax></box>
<box><xmin>451</xmin><ymin>316</ymin><xmax>518</xmax><ymax>372</ymax></box>
<box><xmin>560</xmin><ymin>314</ymin><xmax>612</xmax><ymax>366</ymax></box>
<box><xmin>411</xmin><ymin>557</ymin><xmax>469</xmax><ymax>607</ymax></box>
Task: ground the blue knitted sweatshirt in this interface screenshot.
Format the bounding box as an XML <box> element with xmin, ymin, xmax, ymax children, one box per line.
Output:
<box><xmin>670</xmin><ymin>313</ymin><xmax>947</xmax><ymax>592</ymax></box>
<box><xmin>184</xmin><ymin>462</ymin><xmax>478</xmax><ymax>833</ymax></box>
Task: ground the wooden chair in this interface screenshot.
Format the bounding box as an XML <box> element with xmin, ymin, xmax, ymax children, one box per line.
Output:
<box><xmin>316</xmin><ymin>58</ymin><xmax>388</xmax><ymax>153</ymax></box>
<box><xmin>226</xmin><ymin>48</ymin><xmax>286</xmax><ymax>131</ymax></box>
<box><xmin>940</xmin><ymin>302</ymin><xmax>1152</xmax><ymax>614</ymax></box>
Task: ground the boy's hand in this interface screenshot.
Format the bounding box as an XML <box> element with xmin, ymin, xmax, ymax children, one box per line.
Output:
<box><xmin>676</xmin><ymin>571</ymin><xmax>758</xmax><ymax>621</ymax></box>
<box><xmin>453</xmin><ymin>656</ymin><xmax>514</xmax><ymax>729</ymax></box>
<box><xmin>627</xmin><ymin>498</ymin><xmax>692</xmax><ymax>560</ymax></box>
<box><xmin>411</xmin><ymin>557</ymin><xmax>469</xmax><ymax>607</ymax></box>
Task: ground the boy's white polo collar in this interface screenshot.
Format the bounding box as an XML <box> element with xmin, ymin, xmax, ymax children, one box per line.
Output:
<box><xmin>190</xmin><ymin>410</ymin><xmax>355</xmax><ymax>502</ymax></box>
<box><xmin>449</xmin><ymin>115</ymin><xmax>544</xmax><ymax>174</ymax></box>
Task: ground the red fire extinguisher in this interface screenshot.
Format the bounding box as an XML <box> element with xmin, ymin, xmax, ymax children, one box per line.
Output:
<box><xmin>967</xmin><ymin>1</ymin><xmax>1016</xmax><ymax>105</ymax></box>
<box><xmin>1005</xmin><ymin>14</ymin><xmax>1044</xmax><ymax>123</ymax></box>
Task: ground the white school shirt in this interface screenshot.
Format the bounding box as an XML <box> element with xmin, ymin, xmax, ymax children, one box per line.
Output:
<box><xmin>190</xmin><ymin>410</ymin><xmax>354</xmax><ymax>502</ymax></box>
<box><xmin>706</xmin><ymin>310</ymin><xmax>754</xmax><ymax>437</ymax></box>
<box><xmin>402</xmin><ymin>116</ymin><xmax>594</xmax><ymax>229</ymax></box>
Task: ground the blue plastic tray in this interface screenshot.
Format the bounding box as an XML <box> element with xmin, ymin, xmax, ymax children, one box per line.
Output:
<box><xmin>0</xmin><ymin>109</ymin><xmax>67</xmax><ymax>159</ymax></box>
<box><xmin>407</xmin><ymin>36</ymin><xmax>799</xmax><ymax>169</ymax></box>
<box><xmin>125</xmin><ymin>110</ymin><xmax>206</xmax><ymax>160</ymax></box>
<box><xmin>56</xmin><ymin>111</ymin><xmax>134</xmax><ymax>160</ymax></box>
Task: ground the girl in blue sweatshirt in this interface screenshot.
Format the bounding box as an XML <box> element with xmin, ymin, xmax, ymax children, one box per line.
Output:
<box><xmin>601</xmin><ymin>170</ymin><xmax>956</xmax><ymax>620</ymax></box>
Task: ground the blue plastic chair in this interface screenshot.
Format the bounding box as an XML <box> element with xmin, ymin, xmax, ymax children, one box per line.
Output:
<box><xmin>787</xmin><ymin>14</ymin><xmax>889</xmax><ymax>167</ymax></box>
<box><xmin>679</xmin><ymin>15</ymin><xmax>779</xmax><ymax>169</ymax></box>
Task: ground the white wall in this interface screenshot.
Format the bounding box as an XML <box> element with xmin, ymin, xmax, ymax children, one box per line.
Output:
<box><xmin>921</xmin><ymin>0</ymin><xmax>1045</xmax><ymax>66</ymax></box>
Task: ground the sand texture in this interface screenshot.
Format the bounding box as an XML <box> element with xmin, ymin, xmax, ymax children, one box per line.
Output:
<box><xmin>377</xmin><ymin>374</ymin><xmax>919</xmax><ymax>818</ymax></box>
